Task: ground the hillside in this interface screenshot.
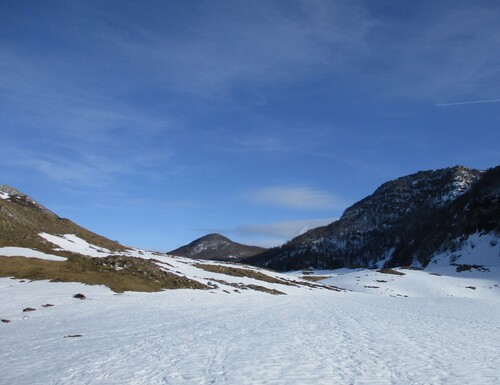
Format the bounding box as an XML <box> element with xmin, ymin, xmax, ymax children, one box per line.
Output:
<box><xmin>0</xmin><ymin>185</ymin><xmax>126</xmax><ymax>254</ymax></box>
<box><xmin>169</xmin><ymin>233</ymin><xmax>266</xmax><ymax>261</ymax></box>
<box><xmin>0</xmin><ymin>185</ymin><xmax>328</xmax><ymax>294</ymax></box>
<box><xmin>244</xmin><ymin>166</ymin><xmax>500</xmax><ymax>271</ymax></box>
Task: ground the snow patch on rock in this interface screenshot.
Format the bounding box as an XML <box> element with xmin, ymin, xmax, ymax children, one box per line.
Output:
<box><xmin>0</xmin><ymin>191</ymin><xmax>10</xmax><ymax>200</ymax></box>
<box><xmin>0</xmin><ymin>247</ymin><xmax>67</xmax><ymax>261</ymax></box>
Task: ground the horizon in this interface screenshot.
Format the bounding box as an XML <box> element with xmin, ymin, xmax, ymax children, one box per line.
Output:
<box><xmin>1</xmin><ymin>1</ymin><xmax>499</xmax><ymax>250</ymax></box>
<box><xmin>2</xmin><ymin>163</ymin><xmax>496</xmax><ymax>251</ymax></box>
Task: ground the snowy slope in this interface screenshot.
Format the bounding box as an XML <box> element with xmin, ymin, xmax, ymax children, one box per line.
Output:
<box><xmin>39</xmin><ymin>233</ymin><xmax>112</xmax><ymax>258</ymax></box>
<box><xmin>298</xmin><ymin>231</ymin><xmax>499</xmax><ymax>300</ymax></box>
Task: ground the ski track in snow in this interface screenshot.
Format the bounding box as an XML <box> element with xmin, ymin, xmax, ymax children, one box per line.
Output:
<box><xmin>1</xmin><ymin>278</ymin><xmax>499</xmax><ymax>385</ymax></box>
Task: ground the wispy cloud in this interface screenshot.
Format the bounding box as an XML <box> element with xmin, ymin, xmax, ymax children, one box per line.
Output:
<box><xmin>0</xmin><ymin>47</ymin><xmax>178</xmax><ymax>188</ymax></box>
<box><xmin>371</xmin><ymin>4</ymin><xmax>500</xmax><ymax>102</ymax></box>
<box><xmin>0</xmin><ymin>144</ymin><xmax>169</xmax><ymax>188</ymax></box>
<box><xmin>436</xmin><ymin>99</ymin><xmax>500</xmax><ymax>107</ymax></box>
<box><xmin>93</xmin><ymin>0</ymin><xmax>372</xmax><ymax>97</ymax></box>
<box><xmin>237</xmin><ymin>218</ymin><xmax>336</xmax><ymax>239</ymax></box>
<box><xmin>78</xmin><ymin>1</ymin><xmax>500</xmax><ymax>104</ymax></box>
<box><xmin>248</xmin><ymin>186</ymin><xmax>345</xmax><ymax>211</ymax></box>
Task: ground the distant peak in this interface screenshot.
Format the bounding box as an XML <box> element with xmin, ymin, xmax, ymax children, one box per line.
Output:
<box><xmin>169</xmin><ymin>233</ymin><xmax>266</xmax><ymax>261</ymax></box>
<box><xmin>198</xmin><ymin>233</ymin><xmax>231</xmax><ymax>242</ymax></box>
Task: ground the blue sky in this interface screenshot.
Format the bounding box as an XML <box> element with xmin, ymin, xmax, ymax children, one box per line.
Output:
<box><xmin>1</xmin><ymin>0</ymin><xmax>499</xmax><ymax>250</ymax></box>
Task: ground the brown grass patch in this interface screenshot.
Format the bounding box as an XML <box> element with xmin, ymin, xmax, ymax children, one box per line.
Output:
<box><xmin>301</xmin><ymin>275</ymin><xmax>330</xmax><ymax>282</ymax></box>
<box><xmin>194</xmin><ymin>263</ymin><xmax>294</xmax><ymax>286</ymax></box>
<box><xmin>0</xmin><ymin>255</ymin><xmax>207</xmax><ymax>293</ymax></box>
<box><xmin>377</xmin><ymin>268</ymin><xmax>406</xmax><ymax>276</ymax></box>
<box><xmin>208</xmin><ymin>278</ymin><xmax>286</xmax><ymax>295</ymax></box>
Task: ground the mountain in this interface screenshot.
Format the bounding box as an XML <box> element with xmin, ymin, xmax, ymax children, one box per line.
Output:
<box><xmin>169</xmin><ymin>233</ymin><xmax>266</xmax><ymax>261</ymax></box>
<box><xmin>243</xmin><ymin>165</ymin><xmax>500</xmax><ymax>271</ymax></box>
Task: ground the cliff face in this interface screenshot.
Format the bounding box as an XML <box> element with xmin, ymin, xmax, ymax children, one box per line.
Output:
<box><xmin>244</xmin><ymin>166</ymin><xmax>500</xmax><ymax>271</ymax></box>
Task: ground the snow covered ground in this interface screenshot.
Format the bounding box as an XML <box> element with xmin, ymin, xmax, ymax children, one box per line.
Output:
<box><xmin>1</xmin><ymin>270</ymin><xmax>499</xmax><ymax>385</ymax></box>
<box><xmin>1</xmin><ymin>231</ymin><xmax>499</xmax><ymax>384</ymax></box>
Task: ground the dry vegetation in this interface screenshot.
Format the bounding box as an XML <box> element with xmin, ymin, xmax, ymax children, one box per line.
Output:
<box><xmin>377</xmin><ymin>268</ymin><xmax>406</xmax><ymax>276</ymax></box>
<box><xmin>0</xmin><ymin>255</ymin><xmax>207</xmax><ymax>293</ymax></box>
<box><xmin>194</xmin><ymin>263</ymin><xmax>343</xmax><ymax>292</ymax></box>
<box><xmin>301</xmin><ymin>275</ymin><xmax>331</xmax><ymax>282</ymax></box>
<box><xmin>208</xmin><ymin>278</ymin><xmax>286</xmax><ymax>295</ymax></box>
<box><xmin>193</xmin><ymin>263</ymin><xmax>295</xmax><ymax>286</ymax></box>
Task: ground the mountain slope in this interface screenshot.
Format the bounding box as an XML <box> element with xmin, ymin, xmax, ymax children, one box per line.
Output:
<box><xmin>243</xmin><ymin>166</ymin><xmax>500</xmax><ymax>271</ymax></box>
<box><xmin>0</xmin><ymin>185</ymin><xmax>126</xmax><ymax>255</ymax></box>
<box><xmin>169</xmin><ymin>233</ymin><xmax>266</xmax><ymax>261</ymax></box>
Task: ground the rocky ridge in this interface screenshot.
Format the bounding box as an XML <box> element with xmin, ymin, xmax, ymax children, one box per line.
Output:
<box><xmin>243</xmin><ymin>166</ymin><xmax>500</xmax><ymax>271</ymax></box>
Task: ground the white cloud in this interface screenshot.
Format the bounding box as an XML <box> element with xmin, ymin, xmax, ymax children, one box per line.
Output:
<box><xmin>249</xmin><ymin>186</ymin><xmax>344</xmax><ymax>211</ymax></box>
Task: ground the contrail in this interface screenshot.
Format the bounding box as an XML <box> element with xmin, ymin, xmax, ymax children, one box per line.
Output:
<box><xmin>436</xmin><ymin>99</ymin><xmax>500</xmax><ymax>107</ymax></box>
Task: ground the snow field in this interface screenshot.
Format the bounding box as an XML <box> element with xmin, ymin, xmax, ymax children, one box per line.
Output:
<box><xmin>313</xmin><ymin>267</ymin><xmax>500</xmax><ymax>300</ymax></box>
<box><xmin>1</xmin><ymin>278</ymin><xmax>499</xmax><ymax>385</ymax></box>
<box><xmin>1</xmin><ymin>230</ymin><xmax>498</xmax><ymax>384</ymax></box>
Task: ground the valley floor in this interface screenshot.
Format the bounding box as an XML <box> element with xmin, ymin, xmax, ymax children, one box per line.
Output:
<box><xmin>1</xmin><ymin>275</ymin><xmax>499</xmax><ymax>385</ymax></box>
